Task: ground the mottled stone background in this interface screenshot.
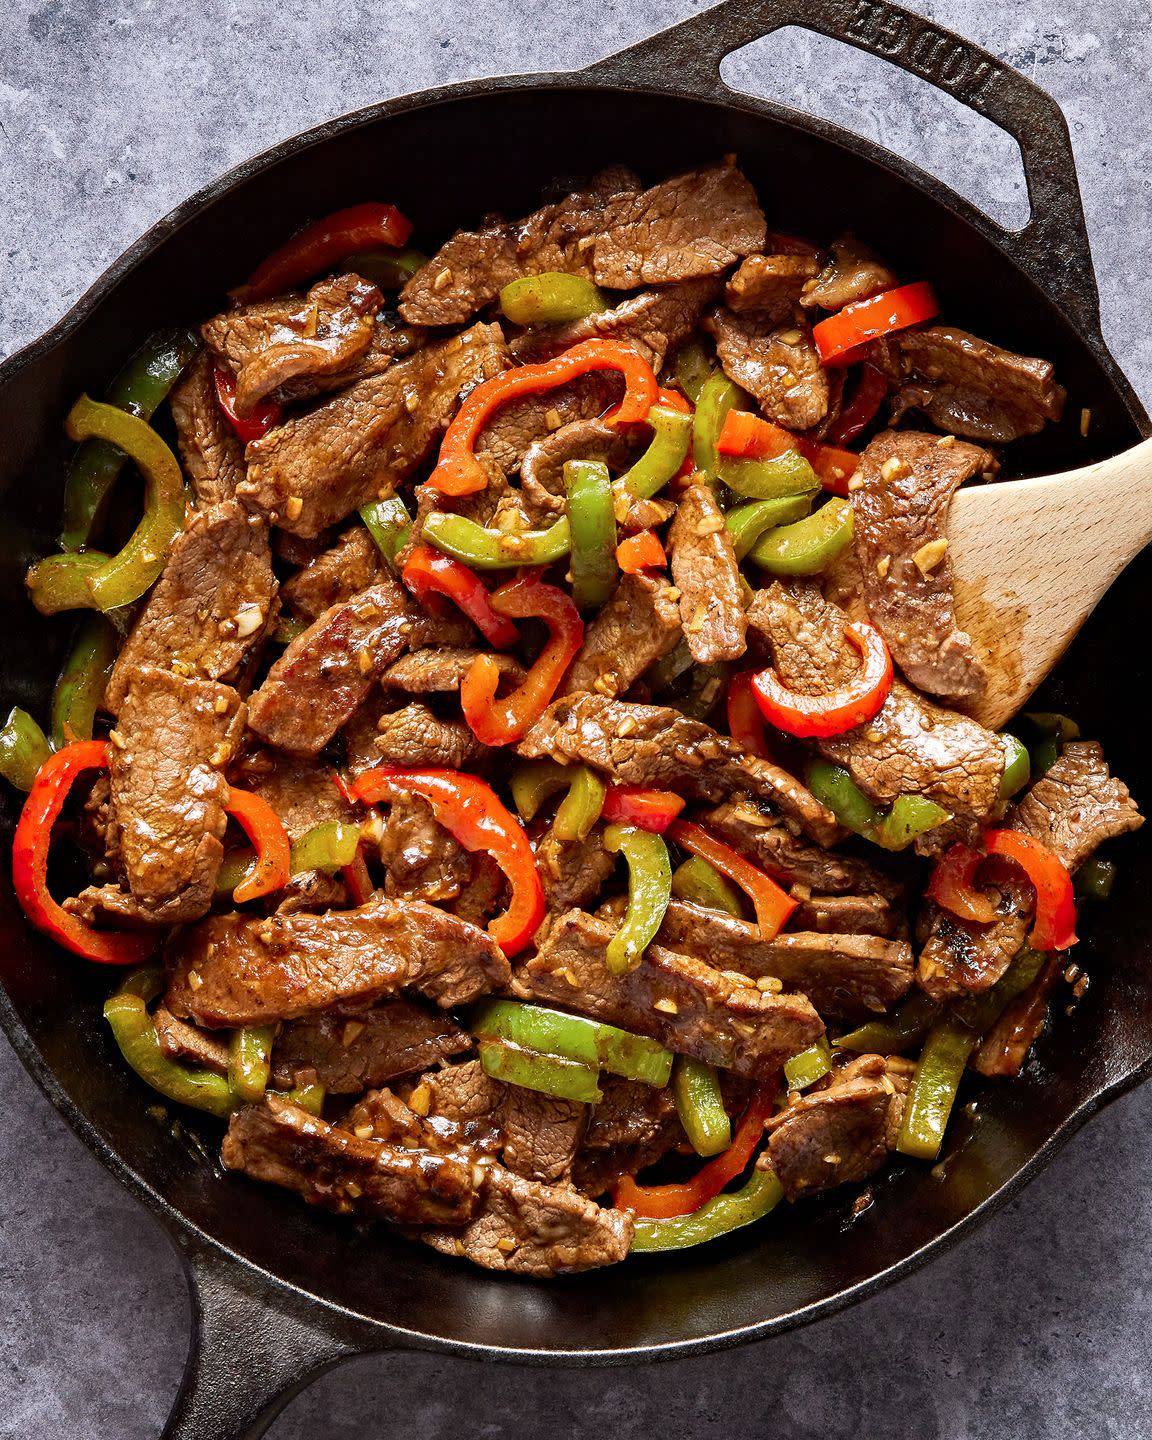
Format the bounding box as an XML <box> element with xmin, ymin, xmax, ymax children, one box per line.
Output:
<box><xmin>2</xmin><ymin>1</ymin><xmax>1150</xmax><ymax>1435</ymax></box>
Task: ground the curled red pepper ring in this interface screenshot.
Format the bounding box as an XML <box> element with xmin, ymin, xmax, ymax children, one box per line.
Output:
<box><xmin>668</xmin><ymin>820</ymin><xmax>796</xmax><ymax>940</ymax></box>
<box><xmin>600</xmin><ymin>785</ymin><xmax>685</xmax><ymax>835</ymax></box>
<box><xmin>11</xmin><ymin>740</ymin><xmax>156</xmax><ymax>965</ymax></box>
<box><xmin>726</xmin><ymin>670</ymin><xmax>773</xmax><ymax>760</ymax></box>
<box><xmin>825</xmin><ymin>362</ymin><xmax>888</xmax><ymax>447</ymax></box>
<box><xmin>461</xmin><ymin>572</ymin><xmax>583</xmax><ymax>746</ymax></box>
<box><xmin>427</xmin><ymin>339</ymin><xmax>659</xmax><ymax>497</ymax></box>
<box><xmin>230</xmin><ymin>202</ymin><xmax>413</xmax><ymax>304</ymax></box>
<box><xmin>812</xmin><ymin>280</ymin><xmax>939</xmax><ymax>367</ymax></box>
<box><xmin>926</xmin><ymin>842</ymin><xmax>998</xmax><ymax>925</ymax></box>
<box><xmin>984</xmin><ymin>829</ymin><xmax>1078</xmax><ymax>951</ymax></box>
<box><xmin>213</xmin><ymin>364</ymin><xmax>283</xmax><ymax>438</ymax></box>
<box><xmin>351</xmin><ymin>767</ymin><xmax>544</xmax><ymax>957</ymax></box>
<box><xmin>224</xmin><ymin>788</ymin><xmax>292</xmax><ymax>903</ymax></box>
<box><xmin>752</xmin><ymin>621</ymin><xmax>893</xmax><ymax>739</ymax></box>
<box><xmin>401</xmin><ymin>544</ymin><xmax>520</xmax><ymax>649</ymax></box>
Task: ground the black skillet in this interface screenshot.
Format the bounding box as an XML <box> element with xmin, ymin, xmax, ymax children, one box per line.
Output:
<box><xmin>2</xmin><ymin>1</ymin><xmax>1149</xmax><ymax>1434</ymax></box>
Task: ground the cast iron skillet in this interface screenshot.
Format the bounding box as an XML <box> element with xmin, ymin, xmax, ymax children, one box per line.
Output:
<box><xmin>2</xmin><ymin>1</ymin><xmax>1149</xmax><ymax>1434</ymax></box>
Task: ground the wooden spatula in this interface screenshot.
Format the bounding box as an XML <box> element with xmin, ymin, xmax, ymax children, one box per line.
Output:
<box><xmin>947</xmin><ymin>435</ymin><xmax>1152</xmax><ymax>730</ymax></box>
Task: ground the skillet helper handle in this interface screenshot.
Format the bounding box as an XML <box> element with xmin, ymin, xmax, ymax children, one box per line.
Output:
<box><xmin>163</xmin><ymin>1243</ymin><xmax>367</xmax><ymax>1440</ymax></box>
<box><xmin>584</xmin><ymin>0</ymin><xmax>1101</xmax><ymax>338</ymax></box>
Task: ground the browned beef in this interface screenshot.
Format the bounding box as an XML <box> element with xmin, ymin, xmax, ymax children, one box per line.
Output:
<box><xmin>668</xmin><ymin>482</ymin><xmax>747</xmax><ymax>664</ymax></box>
<box><xmin>851</xmin><ymin>430</ymin><xmax>994</xmax><ymax>703</ymax></box>
<box><xmin>247</xmin><ymin>581</ymin><xmax>429</xmax><ymax>754</ymax></box>
<box><xmin>272</xmin><ymin>1000</ymin><xmax>471</xmax><ymax>1093</ymax></box>
<box><xmin>653</xmin><ymin>900</ymin><xmax>914</xmax><ymax>1016</ymax></box>
<box><xmin>518</xmin><ymin>692</ymin><xmax>840</xmax><ymax>845</ymax></box>
<box><xmin>381</xmin><ymin>648</ymin><xmax>524</xmax><ymax>694</ymax></box>
<box><xmin>417</xmin><ymin>1057</ymin><xmax>503</xmax><ymax>1123</ymax></box>
<box><xmin>280</xmin><ymin>526</ymin><xmax>382</xmax><ymax>623</ymax></box>
<box><xmin>880</xmin><ymin>326</ymin><xmax>1065</xmax><ymax>443</ymax></box>
<box><xmin>239</xmin><ymin>323</ymin><xmax>507</xmax><ymax>537</ymax></box>
<box><xmin>562</xmin><ymin>573</ymin><xmax>682</xmax><ymax>698</ymax></box>
<box><xmin>475</xmin><ymin>373</ymin><xmax>620</xmax><ymax>477</ymax></box>
<box><xmin>801</xmin><ymin>233</ymin><xmax>898</xmax><ymax>312</ymax></box>
<box><xmin>169</xmin><ymin>352</ymin><xmax>247</xmax><ymax>506</ymax></box>
<box><xmin>708</xmin><ymin>308</ymin><xmax>829</xmax><ymax>430</ymax></box>
<box><xmin>971</xmin><ymin>953</ymin><xmax>1065</xmax><ymax>1077</ymax></box>
<box><xmin>275</xmin><ymin>869</ymin><xmax>351</xmax><ymax>914</ymax></box>
<box><xmin>372</xmin><ymin>703</ymin><xmax>488</xmax><ymax>771</ymax></box>
<box><xmin>791</xmin><ymin>891</ymin><xmax>904</xmax><ymax>938</ymax></box>
<box><xmin>766</xmin><ymin>1076</ymin><xmax>893</xmax><ymax>1201</ymax></box>
<box><xmin>378</xmin><ymin>793</ymin><xmax>471</xmax><ymax>902</ymax></box>
<box><xmin>515</xmin><ymin>910</ymin><xmax>823</xmax><ymax>1079</ymax></box>
<box><xmin>165</xmin><ymin>899</ymin><xmax>511</xmax><ymax>1025</ymax></box>
<box><xmin>1009</xmin><ymin>741</ymin><xmax>1143</xmax><ymax>873</ymax></box>
<box><xmin>916</xmin><ymin>875</ymin><xmax>1032</xmax><ymax>1000</ymax></box>
<box><xmin>104</xmin><ymin>501</ymin><xmax>277</xmax><ymax>714</ymax></box>
<box><xmin>519</xmin><ymin>417</ymin><xmax>634</xmax><ymax>519</ymax></box>
<box><xmin>202</xmin><ymin>275</ymin><xmax>386</xmax><ymax>415</ymax></box>
<box><xmin>232</xmin><ymin>752</ymin><xmax>355</xmax><ymax>842</ymax></box>
<box><xmin>726</xmin><ymin>253</ymin><xmax>820</xmax><ymax>320</ymax></box>
<box><xmin>536</xmin><ymin>821</ymin><xmax>616</xmax><ymax>912</ymax></box>
<box><xmin>498</xmin><ymin>1088</ymin><xmax>587</xmax><ymax>1185</ymax></box>
<box><xmin>222</xmin><ymin>1096</ymin><xmax>480</xmax><ymax>1225</ymax></box>
<box><xmin>400</xmin><ymin>161</ymin><xmax>764</xmax><ymax>326</ymax></box>
<box><xmin>153</xmin><ymin>1006</ymin><xmax>230</xmax><ymax>1074</ymax></box>
<box><xmin>452</xmin><ymin>852</ymin><xmax>507</xmax><ymax>929</ymax></box>
<box><xmin>572</xmin><ymin>1077</ymin><xmax>684</xmax><ymax>1195</ymax></box>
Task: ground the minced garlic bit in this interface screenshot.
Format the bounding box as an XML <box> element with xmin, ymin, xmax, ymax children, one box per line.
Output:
<box><xmin>936</xmin><ymin>434</ymin><xmax>957</xmax><ymax>449</ymax></box>
<box><xmin>694</xmin><ymin>515</ymin><xmax>724</xmax><ymax>538</ymax></box>
<box><xmin>757</xmin><ymin>975</ymin><xmax>783</xmax><ymax>994</ymax></box>
<box><xmin>880</xmin><ymin>1074</ymin><xmax>896</xmax><ymax>1095</ymax></box>
<box><xmin>593</xmin><ymin>672</ymin><xmax>618</xmax><ymax>696</ymax></box>
<box><xmin>616</xmin><ymin>716</ymin><xmax>636</xmax><ymax>737</ymax></box>
<box><xmin>432</xmin><ymin>267</ymin><xmax>453</xmax><ymax>291</ymax></box>
<box><xmin>356</xmin><ymin>647</ymin><xmax>374</xmax><ymax>676</ymax></box>
<box><xmin>544</xmin><ymin>407</ymin><xmax>563</xmax><ymax>432</ymax></box>
<box><xmin>404</xmin><ymin>388</ymin><xmax>420</xmax><ymax>414</ymax></box>
<box><xmin>876</xmin><ymin>554</ymin><xmax>891</xmax><ymax>579</ymax></box>
<box><xmin>880</xmin><ymin>456</ymin><xmax>908</xmax><ymax>483</ymax></box>
<box><xmin>576</xmin><ymin>235</ymin><xmax>596</xmax><ymax>254</ymax></box>
<box><xmin>654</xmin><ymin>997</ymin><xmax>679</xmax><ymax>1015</ymax></box>
<box><xmin>912</xmin><ymin>538</ymin><xmax>949</xmax><ymax>577</ymax></box>
<box><xmin>496</xmin><ymin>1236</ymin><xmax>517</xmax><ymax>1254</ymax></box>
<box><xmin>284</xmin><ymin>495</ymin><xmax>304</xmax><ymax>522</ymax></box>
<box><xmin>234</xmin><ymin>604</ymin><xmax>264</xmax><ymax>639</ymax></box>
<box><xmin>341</xmin><ymin>1020</ymin><xmax>366</xmax><ymax>1048</ymax></box>
<box><xmin>210</xmin><ymin>742</ymin><xmax>233</xmax><ymax>767</ymax></box>
<box><xmin>777</xmin><ymin>328</ymin><xmax>803</xmax><ymax>345</ymax></box>
<box><xmin>1080</xmin><ymin>406</ymin><xmax>1092</xmax><ymax>437</ymax></box>
<box><xmin>108</xmin><ymin>728</ymin><xmax>127</xmax><ymax>750</ymax></box>
<box><xmin>213</xmin><ymin>694</ymin><xmax>230</xmax><ymax>715</ymax></box>
<box><xmin>408</xmin><ymin>1082</ymin><xmax>432</xmax><ymax>1116</ymax></box>
<box><xmin>188</xmin><ymin>969</ymin><xmax>203</xmax><ymax>991</ymax></box>
<box><xmin>353</xmin><ymin>1125</ymin><xmax>375</xmax><ymax>1140</ymax></box>
<box><xmin>345</xmin><ymin>1182</ymin><xmax>364</xmax><ymax>1199</ymax></box>
<box><xmin>781</xmin><ymin>369</ymin><xmax>798</xmax><ymax>388</ymax></box>
<box><xmin>847</xmin><ymin>474</ymin><xmax>865</xmax><ymax>492</ymax></box>
<box><xmin>823</xmin><ymin>1153</ymin><xmax>842</xmax><ymax>1166</ymax></box>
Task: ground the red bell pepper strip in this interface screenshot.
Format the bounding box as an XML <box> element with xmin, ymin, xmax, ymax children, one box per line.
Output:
<box><xmin>11</xmin><ymin>740</ymin><xmax>156</xmax><ymax>965</ymax></box>
<box><xmin>224</xmin><ymin>788</ymin><xmax>292</xmax><ymax>903</ymax></box>
<box><xmin>351</xmin><ymin>767</ymin><xmax>544</xmax><ymax>956</ymax></box>
<box><xmin>825</xmin><ymin>362</ymin><xmax>888</xmax><ymax>446</ymax></box>
<box><xmin>752</xmin><ymin>620</ymin><xmax>893</xmax><ymax>739</ymax></box>
<box><xmin>427</xmin><ymin>339</ymin><xmax>659</xmax><ymax>497</ymax></box>
<box><xmin>461</xmin><ymin>572</ymin><xmax>583</xmax><ymax>745</ymax></box>
<box><xmin>600</xmin><ymin>786</ymin><xmax>685</xmax><ymax>835</ymax></box>
<box><xmin>926</xmin><ymin>842</ymin><xmax>998</xmax><ymax>925</ymax></box>
<box><xmin>726</xmin><ymin>670</ymin><xmax>773</xmax><ymax>760</ymax></box>
<box><xmin>615</xmin><ymin>531</ymin><xmax>668</xmax><ymax>574</ymax></box>
<box><xmin>655</xmin><ymin>386</ymin><xmax>693</xmax><ymax>415</ymax></box>
<box><xmin>668</xmin><ymin>820</ymin><xmax>797</xmax><ymax>938</ymax></box>
<box><xmin>213</xmin><ymin>364</ymin><xmax>283</xmax><ymax>437</ymax></box>
<box><xmin>341</xmin><ymin>847</ymin><xmax>374</xmax><ymax>906</ymax></box>
<box><xmin>715</xmin><ymin>409</ymin><xmax>859</xmax><ymax>497</ymax></box>
<box><xmin>229</xmin><ymin>202</ymin><xmax>414</xmax><ymax>304</ymax></box>
<box><xmin>401</xmin><ymin>544</ymin><xmax>520</xmax><ymax>649</ymax></box>
<box><xmin>615</xmin><ymin>1087</ymin><xmax>776</xmax><ymax>1219</ymax></box>
<box><xmin>812</xmin><ymin>281</ymin><xmax>939</xmax><ymax>366</ymax></box>
<box><xmin>984</xmin><ymin>829</ymin><xmax>1078</xmax><ymax>950</ymax></box>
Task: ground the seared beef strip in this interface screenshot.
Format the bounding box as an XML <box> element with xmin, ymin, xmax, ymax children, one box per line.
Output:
<box><xmin>272</xmin><ymin>1000</ymin><xmax>471</xmax><ymax>1094</ymax></box>
<box><xmin>851</xmin><ymin>430</ymin><xmax>994</xmax><ymax>703</ymax></box>
<box><xmin>725</xmin><ymin>253</ymin><xmax>820</xmax><ymax>321</ymax></box>
<box><xmin>536</xmin><ymin>820</ymin><xmax>617</xmax><ymax>913</ymax></box>
<box><xmin>372</xmin><ymin>703</ymin><xmax>489</xmax><ymax>772</ymax></box>
<box><xmin>766</xmin><ymin>1075</ymin><xmax>895</xmax><ymax>1201</ymax></box>
<box><xmin>708</xmin><ymin>307</ymin><xmax>829</xmax><ymax>431</ymax></box>
<box><xmin>103</xmin><ymin>501</ymin><xmax>277</xmax><ymax>714</ymax></box>
<box><xmin>378</xmin><ymin>793</ymin><xmax>471</xmax><ymax>903</ymax></box>
<box><xmin>232</xmin><ymin>752</ymin><xmax>356</xmax><ymax>842</ymax></box>
<box><xmin>381</xmin><ymin>647</ymin><xmax>524</xmax><ymax>694</ymax></box>
<box><xmin>561</xmin><ymin>572</ymin><xmax>682</xmax><ymax>698</ymax></box>
<box><xmin>971</xmin><ymin>953</ymin><xmax>1065</xmax><ymax>1078</ymax></box>
<box><xmin>791</xmin><ymin>891</ymin><xmax>905</xmax><ymax>938</ymax></box>
<box><xmin>169</xmin><ymin>352</ymin><xmax>247</xmax><ymax>507</ymax></box>
<box><xmin>239</xmin><ymin>322</ymin><xmax>507</xmax><ymax>537</ymax></box>
<box><xmin>275</xmin><ymin>870</ymin><xmax>351</xmax><ymax>915</ymax></box>
<box><xmin>153</xmin><ymin>1006</ymin><xmax>230</xmax><ymax>1075</ymax></box>
<box><xmin>165</xmin><ymin>899</ymin><xmax>511</xmax><ymax>1026</ymax></box>
<box><xmin>475</xmin><ymin>373</ymin><xmax>621</xmax><ymax>477</ymax></box>
<box><xmin>1009</xmin><ymin>741</ymin><xmax>1143</xmax><ymax>872</ymax></box>
<box><xmin>572</xmin><ymin>1077</ymin><xmax>685</xmax><ymax>1195</ymax></box>
<box><xmin>279</xmin><ymin>526</ymin><xmax>382</xmax><ymax>623</ymax></box>
<box><xmin>668</xmin><ymin>481</ymin><xmax>747</xmax><ymax>664</ymax></box>
<box><xmin>518</xmin><ymin>692</ymin><xmax>841</xmax><ymax>845</ymax></box>
<box><xmin>801</xmin><ymin>233</ymin><xmax>898</xmax><ymax>312</ymax></box>
<box><xmin>515</xmin><ymin>910</ymin><xmax>824</xmax><ymax>1079</ymax></box>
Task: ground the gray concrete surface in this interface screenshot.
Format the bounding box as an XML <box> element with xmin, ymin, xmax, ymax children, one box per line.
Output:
<box><xmin>2</xmin><ymin>0</ymin><xmax>1150</xmax><ymax>1434</ymax></box>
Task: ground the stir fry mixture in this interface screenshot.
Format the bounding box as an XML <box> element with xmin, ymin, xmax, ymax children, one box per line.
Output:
<box><xmin>4</xmin><ymin>160</ymin><xmax>1145</xmax><ymax>1276</ymax></box>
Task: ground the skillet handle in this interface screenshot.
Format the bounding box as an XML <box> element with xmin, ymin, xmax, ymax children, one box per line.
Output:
<box><xmin>583</xmin><ymin>0</ymin><xmax>1102</xmax><ymax>339</ymax></box>
<box><xmin>162</xmin><ymin>1242</ymin><xmax>370</xmax><ymax>1439</ymax></box>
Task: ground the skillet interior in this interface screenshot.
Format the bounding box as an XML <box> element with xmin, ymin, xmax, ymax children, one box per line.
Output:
<box><xmin>0</xmin><ymin>83</ymin><xmax>1148</xmax><ymax>1357</ymax></box>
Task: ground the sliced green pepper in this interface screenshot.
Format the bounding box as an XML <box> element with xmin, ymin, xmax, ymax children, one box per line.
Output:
<box><xmin>807</xmin><ymin>760</ymin><xmax>885</xmax><ymax>838</ymax></box>
<box><xmin>553</xmin><ymin>766</ymin><xmax>606</xmax><ymax>843</ymax></box>
<box><xmin>999</xmin><ymin>733</ymin><xmax>1031</xmax><ymax>800</ymax></box>
<box><xmin>647</xmin><ymin>637</ymin><xmax>693</xmax><ymax>695</ymax></box>
<box><xmin>359</xmin><ymin>496</ymin><xmax>412</xmax><ymax>576</ymax></box>
<box><xmin>725</xmin><ymin>495</ymin><xmax>814</xmax><ymax>560</ymax></box>
<box><xmin>784</xmin><ymin>1037</ymin><xmax>833</xmax><ymax>1092</ymax></box>
<box><xmin>872</xmin><ymin>794</ymin><xmax>950</xmax><ymax>851</ymax></box>
<box><xmin>629</xmin><ymin>1165</ymin><xmax>784</xmax><ymax>1252</ymax></box>
<box><xmin>673</xmin><ymin>1057</ymin><xmax>731</xmax><ymax>1157</ymax></box>
<box><xmin>692</xmin><ymin>372</ymin><xmax>743</xmax><ymax>477</ymax></box>
<box><xmin>718</xmin><ymin>450</ymin><xmax>821</xmax><ymax>502</ymax></box>
<box><xmin>471</xmin><ymin>999</ymin><xmax>673</xmax><ymax>1086</ymax></box>
<box><xmin>1074</xmin><ymin>855</ymin><xmax>1116</xmax><ymax>900</ymax></box>
<box><xmin>670</xmin><ymin>855</ymin><xmax>745</xmax><ymax>918</ymax></box>
<box><xmin>499</xmin><ymin>272</ymin><xmax>606</xmax><ymax>325</ymax></box>
<box><xmin>672</xmin><ymin>661</ymin><xmax>731</xmax><ymax>722</ymax></box>
<box><xmin>421</xmin><ymin>510</ymin><xmax>571</xmax><ymax>570</ymax></box>
<box><xmin>215</xmin><ymin>848</ymin><xmax>257</xmax><ymax>902</ymax></box>
<box><xmin>673</xmin><ymin>341</ymin><xmax>714</xmax><ymax>405</ymax></box>
<box><xmin>345</xmin><ymin>246</ymin><xmax>428</xmax><ymax>288</ymax></box>
<box><xmin>1023</xmin><ymin>712</ymin><xmax>1079</xmax><ymax>779</ymax></box>
<box><xmin>510</xmin><ymin>759</ymin><xmax>570</xmax><ymax>823</ymax></box>
<box><xmin>51</xmin><ymin>614</ymin><xmax>118</xmax><ymax>748</ymax></box>
<box><xmin>60</xmin><ymin>328</ymin><xmax>198</xmax><ymax>552</ymax></box>
<box><xmin>750</xmin><ymin>496</ymin><xmax>854</xmax><ymax>576</ymax></box>
<box><xmin>0</xmin><ymin>707</ymin><xmax>51</xmax><ymax>791</ymax></box>
<box><xmin>603</xmin><ymin>823</ymin><xmax>672</xmax><ymax>975</ymax></box>
<box><xmin>289</xmin><ymin>821</ymin><xmax>362</xmax><ymax>875</ymax></box>
<box><xmin>478</xmin><ymin>1038</ymin><xmax>603</xmax><ymax>1103</ymax></box>
<box><xmin>229</xmin><ymin>1025</ymin><xmax>276</xmax><ymax>1104</ymax></box>
<box><xmin>834</xmin><ymin>989</ymin><xmax>941</xmax><ymax>1054</ymax></box>
<box><xmin>564</xmin><ymin>459</ymin><xmax>617</xmax><ymax>610</ymax></box>
<box><xmin>616</xmin><ymin>405</ymin><xmax>693</xmax><ymax>500</ymax></box>
<box><xmin>286</xmin><ymin>1081</ymin><xmax>325</xmax><ymax>1116</ymax></box>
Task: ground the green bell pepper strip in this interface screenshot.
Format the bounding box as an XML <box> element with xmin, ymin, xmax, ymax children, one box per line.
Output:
<box><xmin>471</xmin><ymin>999</ymin><xmax>673</xmax><ymax>1086</ymax></box>
<box><xmin>229</xmin><ymin>1025</ymin><xmax>276</xmax><ymax>1104</ymax></box>
<box><xmin>670</xmin><ymin>855</ymin><xmax>745</xmax><ymax>918</ymax></box>
<box><xmin>673</xmin><ymin>1057</ymin><xmax>731</xmax><ymax>1157</ymax></box>
<box><xmin>215</xmin><ymin>848</ymin><xmax>257</xmax><ymax>901</ymax></box>
<box><xmin>29</xmin><ymin>398</ymin><xmax>187</xmax><ymax>614</ymax></box>
<box><xmin>288</xmin><ymin>820</ymin><xmax>363</xmax><ymax>875</ymax></box>
<box><xmin>717</xmin><ymin>450</ymin><xmax>821</xmax><ymax>502</ymax></box>
<box><xmin>344</xmin><ymin>246</ymin><xmax>428</xmax><ymax>288</ymax></box>
<box><xmin>59</xmin><ymin>328</ymin><xmax>198</xmax><ymax>552</ymax></box>
<box><xmin>421</xmin><ymin>510</ymin><xmax>571</xmax><ymax>569</ymax></box>
<box><xmin>673</xmin><ymin>661</ymin><xmax>731</xmax><ymax>722</ymax></box>
<box><xmin>478</xmin><ymin>1038</ymin><xmax>603</xmax><ymax>1103</ymax></box>
<box><xmin>1074</xmin><ymin>855</ymin><xmax>1116</xmax><ymax>900</ymax></box>
<box><xmin>286</xmin><ymin>1081</ymin><xmax>325</xmax><ymax>1116</ymax></box>
<box><xmin>603</xmin><ymin>822</ymin><xmax>672</xmax><ymax>975</ymax></box>
<box><xmin>616</xmin><ymin>405</ymin><xmax>693</xmax><ymax>500</ymax></box>
<box><xmin>673</xmin><ymin>341</ymin><xmax>714</xmax><ymax>406</ymax></box>
<box><xmin>359</xmin><ymin>496</ymin><xmax>412</xmax><ymax>576</ymax></box>
<box><xmin>499</xmin><ymin>272</ymin><xmax>606</xmax><ymax>325</ymax></box>
<box><xmin>647</xmin><ymin>637</ymin><xmax>693</xmax><ymax>695</ymax></box>
<box><xmin>725</xmin><ymin>495</ymin><xmax>813</xmax><ymax>560</ymax></box>
<box><xmin>834</xmin><ymin>989</ymin><xmax>941</xmax><ymax>1054</ymax></box>
<box><xmin>51</xmin><ymin>614</ymin><xmax>117</xmax><ymax>748</ymax></box>
<box><xmin>553</xmin><ymin>766</ymin><xmax>606</xmax><ymax>843</ymax></box>
<box><xmin>1023</xmin><ymin>712</ymin><xmax>1079</xmax><ymax>780</ymax></box>
<box><xmin>807</xmin><ymin>760</ymin><xmax>885</xmax><ymax>838</ymax></box>
<box><xmin>872</xmin><ymin>794</ymin><xmax>950</xmax><ymax>851</ymax></box>
<box><xmin>784</xmin><ymin>1037</ymin><xmax>833</xmax><ymax>1092</ymax></box>
<box><xmin>0</xmin><ymin>708</ymin><xmax>51</xmax><ymax>791</ymax></box>
<box><xmin>999</xmin><ymin>733</ymin><xmax>1031</xmax><ymax>800</ymax></box>
<box><xmin>692</xmin><ymin>372</ymin><xmax>743</xmax><ymax>477</ymax></box>
<box><xmin>629</xmin><ymin>1164</ymin><xmax>784</xmax><ymax>1252</ymax></box>
<box><xmin>509</xmin><ymin>759</ymin><xmax>605</xmax><ymax>839</ymax></box>
<box><xmin>749</xmin><ymin>496</ymin><xmax>854</xmax><ymax>575</ymax></box>
<box><xmin>510</xmin><ymin>759</ymin><xmax>570</xmax><ymax>823</ymax></box>
<box><xmin>564</xmin><ymin>459</ymin><xmax>618</xmax><ymax>609</ymax></box>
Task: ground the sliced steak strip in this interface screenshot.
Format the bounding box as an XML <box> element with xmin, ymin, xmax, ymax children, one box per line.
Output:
<box><xmin>726</xmin><ymin>253</ymin><xmax>820</xmax><ymax>321</ymax></box>
<box><xmin>153</xmin><ymin>1007</ymin><xmax>230</xmax><ymax>1075</ymax></box>
<box><xmin>536</xmin><ymin>820</ymin><xmax>616</xmax><ymax>913</ymax></box>
<box><xmin>272</xmin><ymin>1000</ymin><xmax>471</xmax><ymax>1094</ymax></box>
<box><xmin>708</xmin><ymin>307</ymin><xmax>829</xmax><ymax>431</ymax></box>
<box><xmin>222</xmin><ymin>1096</ymin><xmax>480</xmax><ymax>1226</ymax></box>
<box><xmin>519</xmin><ymin>417</ymin><xmax>632</xmax><ymax>519</ymax></box>
<box><xmin>280</xmin><ymin>526</ymin><xmax>382</xmax><ymax>623</ymax></box>
<box><xmin>232</xmin><ymin>752</ymin><xmax>356</xmax><ymax>842</ymax></box>
<box><xmin>916</xmin><ymin>876</ymin><xmax>1031</xmax><ymax>1001</ymax></box>
<box><xmin>1009</xmin><ymin>741</ymin><xmax>1143</xmax><ymax>873</ymax></box>
<box><xmin>381</xmin><ymin>647</ymin><xmax>525</xmax><ymax>694</ymax></box>
<box><xmin>515</xmin><ymin>910</ymin><xmax>823</xmax><ymax>1080</ymax></box>
<box><xmin>791</xmin><ymin>891</ymin><xmax>904</xmax><ymax>938</ymax></box>
<box><xmin>240</xmin><ymin>322</ymin><xmax>507</xmax><ymax>537</ymax></box>
<box><xmin>653</xmin><ymin>899</ymin><xmax>914</xmax><ymax>1017</ymax></box>
<box><xmin>971</xmin><ymin>953</ymin><xmax>1064</xmax><ymax>1078</ymax></box>
<box><xmin>765</xmin><ymin>1076</ymin><xmax>893</xmax><ymax>1201</ymax></box>
<box><xmin>851</xmin><ymin>430</ymin><xmax>994</xmax><ymax>703</ymax></box>
<box><xmin>104</xmin><ymin>501</ymin><xmax>277</xmax><ymax>714</ymax></box>
<box><xmin>498</xmin><ymin>1089</ymin><xmax>587</xmax><ymax>1185</ymax></box>
<box><xmin>378</xmin><ymin>793</ymin><xmax>471</xmax><ymax>903</ymax></box>
<box><xmin>572</xmin><ymin>1077</ymin><xmax>684</xmax><ymax>1196</ymax></box>
<box><xmin>562</xmin><ymin>572</ymin><xmax>682</xmax><ymax>698</ymax></box>
<box><xmin>475</xmin><ymin>373</ymin><xmax>619</xmax><ymax>477</ymax></box>
<box><xmin>518</xmin><ymin>692</ymin><xmax>840</xmax><ymax>844</ymax></box>
<box><xmin>165</xmin><ymin>899</ymin><xmax>511</xmax><ymax>1026</ymax></box>
<box><xmin>668</xmin><ymin>481</ymin><xmax>747</xmax><ymax>664</ymax></box>
<box><xmin>801</xmin><ymin>233</ymin><xmax>898</xmax><ymax>312</ymax></box>
<box><xmin>169</xmin><ymin>352</ymin><xmax>247</xmax><ymax>507</ymax></box>
<box><xmin>372</xmin><ymin>703</ymin><xmax>488</xmax><ymax>771</ymax></box>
